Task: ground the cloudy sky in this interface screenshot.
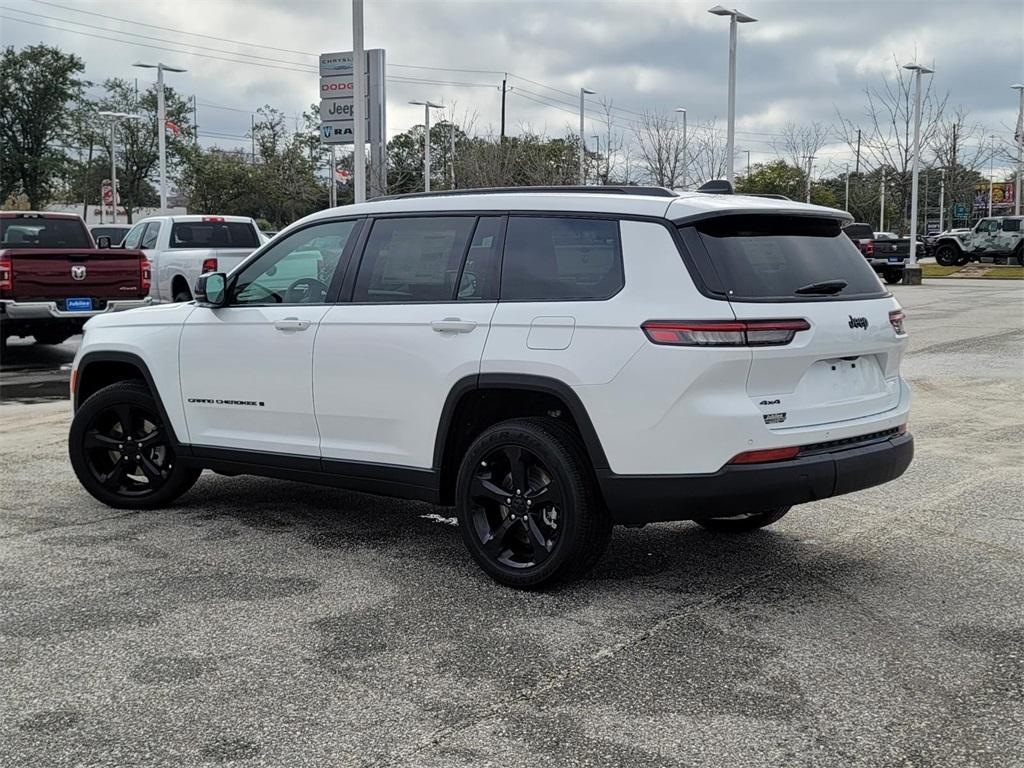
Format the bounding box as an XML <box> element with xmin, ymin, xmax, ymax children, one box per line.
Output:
<box><xmin>2</xmin><ymin>0</ymin><xmax>1022</xmax><ymax>176</ymax></box>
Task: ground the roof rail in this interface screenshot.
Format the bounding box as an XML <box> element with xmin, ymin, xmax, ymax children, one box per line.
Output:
<box><xmin>696</xmin><ymin>180</ymin><xmax>734</xmax><ymax>195</ymax></box>
<box><xmin>376</xmin><ymin>185</ymin><xmax>679</xmax><ymax>201</ymax></box>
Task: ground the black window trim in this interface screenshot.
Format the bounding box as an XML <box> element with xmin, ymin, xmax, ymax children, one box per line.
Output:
<box><xmin>340</xmin><ymin>214</ymin><xmax>501</xmax><ymax>305</ymax></box>
<box><xmin>223</xmin><ymin>216</ymin><xmax>366</xmax><ymax>308</ymax></box>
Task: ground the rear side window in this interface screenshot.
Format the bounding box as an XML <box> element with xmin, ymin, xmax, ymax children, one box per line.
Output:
<box><xmin>170</xmin><ymin>221</ymin><xmax>259</xmax><ymax>249</ymax></box>
<box><xmin>140</xmin><ymin>222</ymin><xmax>160</xmax><ymax>249</ymax></box>
<box><xmin>353</xmin><ymin>217</ymin><xmax>475</xmax><ymax>303</ymax></box>
<box><xmin>842</xmin><ymin>223</ymin><xmax>873</xmax><ymax>241</ymax></box>
<box><xmin>691</xmin><ymin>215</ymin><xmax>887</xmax><ymax>301</ymax></box>
<box><xmin>501</xmin><ymin>216</ymin><xmax>622</xmax><ymax>301</ymax></box>
<box><xmin>1001</xmin><ymin>218</ymin><xmax>1021</xmax><ymax>232</ymax></box>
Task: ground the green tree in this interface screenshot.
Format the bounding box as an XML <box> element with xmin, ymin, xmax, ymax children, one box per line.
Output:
<box><xmin>178</xmin><ymin>145</ymin><xmax>256</xmax><ymax>215</ymax></box>
<box><xmin>0</xmin><ymin>44</ymin><xmax>86</xmax><ymax>208</ymax></box>
<box><xmin>94</xmin><ymin>77</ymin><xmax>192</xmax><ymax>221</ymax></box>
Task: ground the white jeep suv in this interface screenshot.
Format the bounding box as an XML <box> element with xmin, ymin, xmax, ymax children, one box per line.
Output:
<box><xmin>68</xmin><ymin>186</ymin><xmax>913</xmax><ymax>588</ymax></box>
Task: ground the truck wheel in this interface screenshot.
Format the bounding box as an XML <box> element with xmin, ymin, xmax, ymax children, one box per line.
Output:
<box><xmin>1016</xmin><ymin>247</ymin><xmax>1024</xmax><ymax>267</ymax></box>
<box><xmin>173</xmin><ymin>289</ymin><xmax>193</xmax><ymax>303</ymax></box>
<box><xmin>32</xmin><ymin>330</ymin><xmax>71</xmax><ymax>345</ymax></box>
<box><xmin>934</xmin><ymin>244</ymin><xmax>960</xmax><ymax>267</ymax></box>
<box><xmin>69</xmin><ymin>380</ymin><xmax>201</xmax><ymax>509</ymax></box>
<box><xmin>883</xmin><ymin>269</ymin><xmax>903</xmax><ymax>285</ymax></box>
<box><xmin>455</xmin><ymin>417</ymin><xmax>612</xmax><ymax>590</ymax></box>
<box><xmin>696</xmin><ymin>506</ymin><xmax>791</xmax><ymax>533</ymax></box>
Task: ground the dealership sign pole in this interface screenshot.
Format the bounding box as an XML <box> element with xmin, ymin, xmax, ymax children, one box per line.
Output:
<box><xmin>319</xmin><ymin>47</ymin><xmax>386</xmax><ymax>201</ymax></box>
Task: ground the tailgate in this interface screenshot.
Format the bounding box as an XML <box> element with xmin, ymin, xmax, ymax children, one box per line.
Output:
<box><xmin>5</xmin><ymin>249</ymin><xmax>143</xmax><ymax>302</ymax></box>
<box><xmin>732</xmin><ymin>299</ymin><xmax>905</xmax><ymax>429</ymax></box>
<box><xmin>214</xmin><ymin>248</ymin><xmax>258</xmax><ymax>274</ymax></box>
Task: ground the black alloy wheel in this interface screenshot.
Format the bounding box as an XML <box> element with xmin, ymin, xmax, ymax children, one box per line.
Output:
<box><xmin>69</xmin><ymin>381</ymin><xmax>201</xmax><ymax>509</ymax></box>
<box><xmin>468</xmin><ymin>444</ymin><xmax>563</xmax><ymax>570</ymax></box>
<box><xmin>456</xmin><ymin>418</ymin><xmax>612</xmax><ymax>589</ymax></box>
<box><xmin>696</xmin><ymin>505</ymin><xmax>792</xmax><ymax>533</ymax></box>
<box><xmin>934</xmin><ymin>244</ymin><xmax>960</xmax><ymax>267</ymax></box>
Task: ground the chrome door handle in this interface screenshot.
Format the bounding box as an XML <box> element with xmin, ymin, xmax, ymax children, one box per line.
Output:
<box><xmin>274</xmin><ymin>317</ymin><xmax>311</xmax><ymax>332</ymax></box>
<box><xmin>431</xmin><ymin>317</ymin><xmax>477</xmax><ymax>333</ymax></box>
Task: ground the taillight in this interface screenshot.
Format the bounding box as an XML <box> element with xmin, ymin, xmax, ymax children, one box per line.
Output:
<box><xmin>201</xmin><ymin>257</ymin><xmax>218</xmax><ymax>273</ymax></box>
<box><xmin>140</xmin><ymin>257</ymin><xmax>151</xmax><ymax>294</ymax></box>
<box><xmin>202</xmin><ymin>216</ymin><xmax>225</xmax><ymax>223</ymax></box>
<box><xmin>642</xmin><ymin>319</ymin><xmax>810</xmax><ymax>347</ymax></box>
<box><xmin>729</xmin><ymin>446</ymin><xmax>801</xmax><ymax>464</ymax></box>
<box><xmin>863</xmin><ymin>241</ymin><xmax>874</xmax><ymax>257</ymax></box>
<box><xmin>889</xmin><ymin>309</ymin><xmax>906</xmax><ymax>335</ymax></box>
<box><xmin>0</xmin><ymin>258</ymin><xmax>11</xmax><ymax>293</ymax></box>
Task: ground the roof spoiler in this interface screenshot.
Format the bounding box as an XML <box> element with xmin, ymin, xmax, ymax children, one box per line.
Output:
<box><xmin>696</xmin><ymin>180</ymin><xmax>734</xmax><ymax>195</ymax></box>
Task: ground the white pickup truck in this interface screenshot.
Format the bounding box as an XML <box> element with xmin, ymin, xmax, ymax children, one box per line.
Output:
<box><xmin>120</xmin><ymin>215</ymin><xmax>263</xmax><ymax>302</ymax></box>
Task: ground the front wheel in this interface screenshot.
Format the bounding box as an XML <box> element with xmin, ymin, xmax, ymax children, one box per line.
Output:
<box><xmin>696</xmin><ymin>506</ymin><xmax>792</xmax><ymax>533</ymax></box>
<box><xmin>69</xmin><ymin>380</ymin><xmax>201</xmax><ymax>509</ymax></box>
<box><xmin>455</xmin><ymin>418</ymin><xmax>612</xmax><ymax>589</ymax></box>
<box><xmin>934</xmin><ymin>244</ymin><xmax>961</xmax><ymax>267</ymax></box>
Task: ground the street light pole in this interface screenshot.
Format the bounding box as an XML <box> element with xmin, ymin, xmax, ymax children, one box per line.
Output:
<box><xmin>1012</xmin><ymin>84</ymin><xmax>1023</xmax><ymax>216</ymax></box>
<box><xmin>904</xmin><ymin>63</ymin><xmax>933</xmax><ymax>275</ymax></box>
<box><xmin>674</xmin><ymin>108</ymin><xmax>687</xmax><ymax>190</ymax></box>
<box><xmin>132</xmin><ymin>62</ymin><xmax>186</xmax><ymax>215</ymax></box>
<box><xmin>880</xmin><ymin>170</ymin><xmax>886</xmax><ymax>232</ymax></box>
<box><xmin>98</xmin><ymin>111</ymin><xmax>145</xmax><ymax>224</ymax></box>
<box><xmin>592</xmin><ymin>134</ymin><xmax>601</xmax><ymax>183</ymax></box>
<box><xmin>352</xmin><ymin>0</ymin><xmax>366</xmax><ymax>203</ymax></box>
<box><xmin>939</xmin><ymin>170</ymin><xmax>945</xmax><ymax>233</ymax></box>
<box><xmin>708</xmin><ymin>5</ymin><xmax>757</xmax><ymax>185</ymax></box>
<box><xmin>579</xmin><ymin>87</ymin><xmax>595</xmax><ymax>185</ymax></box>
<box><xmin>845</xmin><ymin>163</ymin><xmax>850</xmax><ymax>211</ymax></box>
<box><xmin>988</xmin><ymin>134</ymin><xmax>998</xmax><ymax>217</ymax></box>
<box><xmin>410</xmin><ymin>101</ymin><xmax>443</xmax><ymax>192</ymax></box>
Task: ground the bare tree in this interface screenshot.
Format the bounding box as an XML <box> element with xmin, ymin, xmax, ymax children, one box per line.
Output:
<box><xmin>835</xmin><ymin>55</ymin><xmax>948</xmax><ymax>231</ymax></box>
<box><xmin>632</xmin><ymin>109</ymin><xmax>686</xmax><ymax>187</ymax></box>
<box><xmin>688</xmin><ymin>118</ymin><xmax>729</xmax><ymax>185</ymax></box>
<box><xmin>774</xmin><ymin>121</ymin><xmax>832</xmax><ymax>169</ymax></box>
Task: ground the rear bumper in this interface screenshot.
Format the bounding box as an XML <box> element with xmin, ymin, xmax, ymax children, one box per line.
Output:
<box><xmin>597</xmin><ymin>433</ymin><xmax>914</xmax><ymax>525</ymax></box>
<box><xmin>1</xmin><ymin>297</ymin><xmax>152</xmax><ymax>321</ymax></box>
<box><xmin>868</xmin><ymin>258</ymin><xmax>906</xmax><ymax>269</ymax></box>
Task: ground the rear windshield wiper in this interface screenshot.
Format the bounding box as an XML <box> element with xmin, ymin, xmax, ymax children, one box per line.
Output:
<box><xmin>794</xmin><ymin>279</ymin><xmax>848</xmax><ymax>295</ymax></box>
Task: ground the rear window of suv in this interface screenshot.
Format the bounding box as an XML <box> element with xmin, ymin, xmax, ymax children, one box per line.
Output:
<box><xmin>689</xmin><ymin>215</ymin><xmax>887</xmax><ymax>301</ymax></box>
<box><xmin>169</xmin><ymin>221</ymin><xmax>259</xmax><ymax>249</ymax></box>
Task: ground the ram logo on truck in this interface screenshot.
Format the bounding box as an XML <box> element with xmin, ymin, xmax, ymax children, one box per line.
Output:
<box><xmin>71</xmin><ymin>265</ymin><xmax>86</xmax><ymax>280</ymax></box>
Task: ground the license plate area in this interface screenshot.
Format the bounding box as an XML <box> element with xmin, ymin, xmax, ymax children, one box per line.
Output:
<box><xmin>887</xmin><ymin>256</ymin><xmax>902</xmax><ymax>264</ymax></box>
<box><xmin>65</xmin><ymin>298</ymin><xmax>93</xmax><ymax>312</ymax></box>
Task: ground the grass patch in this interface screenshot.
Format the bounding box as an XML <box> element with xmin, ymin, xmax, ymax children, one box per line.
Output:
<box><xmin>921</xmin><ymin>264</ymin><xmax>1024</xmax><ymax>280</ymax></box>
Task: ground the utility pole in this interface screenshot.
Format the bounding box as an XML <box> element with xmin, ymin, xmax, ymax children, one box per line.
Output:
<box><xmin>450</xmin><ymin>123</ymin><xmax>456</xmax><ymax>189</ymax></box>
<box><xmin>939</xmin><ymin>170</ymin><xmax>945</xmax><ymax>232</ymax></box>
<box><xmin>745</xmin><ymin>149</ymin><xmax>751</xmax><ymax>178</ymax></box>
<box><xmin>880</xmin><ymin>169</ymin><xmax>886</xmax><ymax>231</ymax></box>
<box><xmin>192</xmin><ymin>95</ymin><xmax>198</xmax><ymax>145</ymax></box>
<box><xmin>352</xmin><ymin>0</ymin><xmax>366</xmax><ymax>203</ymax></box>
<box><xmin>251</xmin><ymin>114</ymin><xmax>256</xmax><ymax>164</ymax></box>
<box><xmin>845</xmin><ymin>163</ymin><xmax>850</xmax><ymax>211</ymax></box>
<box><xmin>804</xmin><ymin>154</ymin><xmax>814</xmax><ymax>203</ymax></box>
<box><xmin>500</xmin><ymin>75</ymin><xmax>507</xmax><ymax>141</ymax></box>
<box><xmin>988</xmin><ymin>133</ymin><xmax>997</xmax><ymax>217</ymax></box>
<box><xmin>855</xmin><ymin>128</ymin><xmax>861</xmax><ymax>174</ymax></box>
<box><xmin>950</xmin><ymin>122</ymin><xmax>958</xmax><ymax>223</ymax></box>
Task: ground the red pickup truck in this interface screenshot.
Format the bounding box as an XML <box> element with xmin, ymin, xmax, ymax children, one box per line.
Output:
<box><xmin>1</xmin><ymin>211</ymin><xmax>152</xmax><ymax>352</ymax></box>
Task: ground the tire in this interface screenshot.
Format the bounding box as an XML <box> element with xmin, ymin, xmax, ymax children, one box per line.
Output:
<box><xmin>455</xmin><ymin>417</ymin><xmax>612</xmax><ymax>590</ymax></box>
<box><xmin>32</xmin><ymin>330</ymin><xmax>71</xmax><ymax>345</ymax></box>
<box><xmin>1016</xmin><ymin>247</ymin><xmax>1024</xmax><ymax>267</ymax></box>
<box><xmin>69</xmin><ymin>380</ymin><xmax>201</xmax><ymax>509</ymax></box>
<box><xmin>696</xmin><ymin>506</ymin><xmax>792</xmax><ymax>533</ymax></box>
<box><xmin>883</xmin><ymin>269</ymin><xmax>903</xmax><ymax>285</ymax></box>
<box><xmin>934</xmin><ymin>243</ymin><xmax>961</xmax><ymax>267</ymax></box>
<box><xmin>173</xmin><ymin>289</ymin><xmax>192</xmax><ymax>303</ymax></box>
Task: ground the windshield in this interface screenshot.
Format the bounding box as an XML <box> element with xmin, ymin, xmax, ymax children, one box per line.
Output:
<box><xmin>1</xmin><ymin>218</ymin><xmax>92</xmax><ymax>249</ymax></box>
<box><xmin>690</xmin><ymin>215</ymin><xmax>887</xmax><ymax>301</ymax></box>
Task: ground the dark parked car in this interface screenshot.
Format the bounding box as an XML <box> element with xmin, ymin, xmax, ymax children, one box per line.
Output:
<box><xmin>842</xmin><ymin>223</ymin><xmax>910</xmax><ymax>284</ymax></box>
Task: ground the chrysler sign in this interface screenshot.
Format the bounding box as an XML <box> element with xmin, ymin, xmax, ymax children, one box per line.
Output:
<box><xmin>318</xmin><ymin>49</ymin><xmax>385</xmax><ymax>148</ymax></box>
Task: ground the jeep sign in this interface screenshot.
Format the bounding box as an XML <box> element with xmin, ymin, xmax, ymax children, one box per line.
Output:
<box><xmin>318</xmin><ymin>49</ymin><xmax>385</xmax><ymax>149</ymax></box>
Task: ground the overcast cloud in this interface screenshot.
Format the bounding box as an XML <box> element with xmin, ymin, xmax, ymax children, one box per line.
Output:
<box><xmin>2</xmin><ymin>0</ymin><xmax>1021</xmax><ymax>175</ymax></box>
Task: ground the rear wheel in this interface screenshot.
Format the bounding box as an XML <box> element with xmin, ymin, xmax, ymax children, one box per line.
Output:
<box><xmin>934</xmin><ymin>243</ymin><xmax>961</xmax><ymax>267</ymax></box>
<box><xmin>1016</xmin><ymin>246</ymin><xmax>1024</xmax><ymax>267</ymax></box>
<box><xmin>173</xmin><ymin>289</ymin><xmax>192</xmax><ymax>303</ymax></box>
<box><xmin>883</xmin><ymin>269</ymin><xmax>903</xmax><ymax>285</ymax></box>
<box><xmin>455</xmin><ymin>418</ymin><xmax>612</xmax><ymax>589</ymax></box>
<box><xmin>696</xmin><ymin>506</ymin><xmax>791</xmax><ymax>533</ymax></box>
<box><xmin>69</xmin><ymin>380</ymin><xmax>201</xmax><ymax>509</ymax></box>
<box><xmin>32</xmin><ymin>330</ymin><xmax>71</xmax><ymax>345</ymax></box>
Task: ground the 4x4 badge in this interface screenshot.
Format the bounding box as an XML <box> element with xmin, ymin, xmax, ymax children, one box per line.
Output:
<box><xmin>848</xmin><ymin>315</ymin><xmax>868</xmax><ymax>330</ymax></box>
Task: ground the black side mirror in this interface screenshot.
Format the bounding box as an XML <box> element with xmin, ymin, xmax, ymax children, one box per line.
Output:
<box><xmin>195</xmin><ymin>272</ymin><xmax>228</xmax><ymax>306</ymax></box>
<box><xmin>96</xmin><ymin>235</ymin><xmax>111</xmax><ymax>249</ymax></box>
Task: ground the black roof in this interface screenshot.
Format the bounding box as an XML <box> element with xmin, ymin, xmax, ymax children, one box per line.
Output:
<box><xmin>377</xmin><ymin>185</ymin><xmax>679</xmax><ymax>201</ymax></box>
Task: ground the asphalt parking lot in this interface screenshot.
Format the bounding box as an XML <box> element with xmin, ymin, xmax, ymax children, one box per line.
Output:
<box><xmin>1</xmin><ymin>278</ymin><xmax>1022</xmax><ymax>768</ymax></box>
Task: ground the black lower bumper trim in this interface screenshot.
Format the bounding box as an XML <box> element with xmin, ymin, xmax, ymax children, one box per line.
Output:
<box><xmin>597</xmin><ymin>434</ymin><xmax>914</xmax><ymax>524</ymax></box>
